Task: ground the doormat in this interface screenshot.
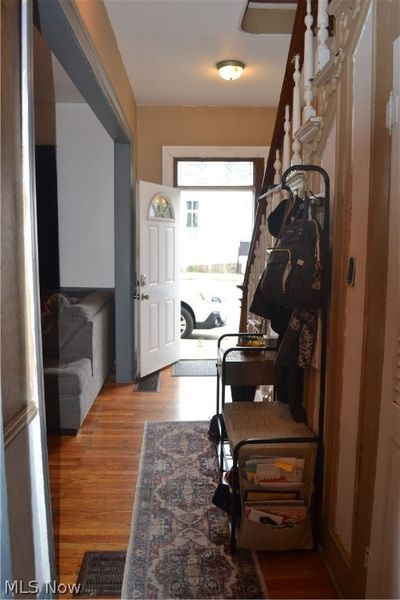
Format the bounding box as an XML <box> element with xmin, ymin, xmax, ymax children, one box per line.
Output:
<box><xmin>74</xmin><ymin>550</ymin><xmax>126</xmax><ymax>597</ymax></box>
<box><xmin>134</xmin><ymin>370</ymin><xmax>160</xmax><ymax>392</ymax></box>
<box><xmin>172</xmin><ymin>359</ymin><xmax>216</xmax><ymax>377</ymax></box>
<box><xmin>122</xmin><ymin>421</ymin><xmax>268</xmax><ymax>599</ymax></box>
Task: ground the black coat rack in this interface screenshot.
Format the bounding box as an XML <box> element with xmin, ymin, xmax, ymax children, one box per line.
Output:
<box><xmin>280</xmin><ymin>164</ymin><xmax>330</xmax><ymax>541</ymax></box>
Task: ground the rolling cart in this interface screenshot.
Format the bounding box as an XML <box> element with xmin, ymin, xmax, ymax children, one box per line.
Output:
<box><xmin>217</xmin><ymin>165</ymin><xmax>330</xmax><ymax>552</ymax></box>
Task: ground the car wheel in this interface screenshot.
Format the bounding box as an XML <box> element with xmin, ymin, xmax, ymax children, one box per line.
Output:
<box><xmin>180</xmin><ymin>307</ymin><xmax>194</xmax><ymax>338</ymax></box>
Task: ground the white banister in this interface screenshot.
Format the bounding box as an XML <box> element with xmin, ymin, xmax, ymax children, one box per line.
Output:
<box><xmin>315</xmin><ymin>0</ymin><xmax>330</xmax><ymax>73</ymax></box>
<box><xmin>303</xmin><ymin>0</ymin><xmax>316</xmax><ymax>123</ymax></box>
<box><xmin>273</xmin><ymin>149</ymin><xmax>281</xmax><ymax>184</ymax></box>
<box><xmin>248</xmin><ymin>265</ymin><xmax>256</xmax><ymax>314</ymax></box>
<box><xmin>267</xmin><ymin>194</ymin><xmax>276</xmax><ymax>247</ymax></box>
<box><xmin>271</xmin><ymin>189</ymin><xmax>281</xmax><ymax>214</ymax></box>
<box><xmin>291</xmin><ymin>55</ymin><xmax>302</xmax><ymax>165</ymax></box>
<box><xmin>259</xmin><ymin>216</ymin><xmax>267</xmax><ymax>271</ymax></box>
<box><xmin>254</xmin><ymin>240</ymin><xmax>260</xmax><ymax>282</ymax></box>
<box><xmin>282</xmin><ymin>105</ymin><xmax>291</xmax><ymax>173</ymax></box>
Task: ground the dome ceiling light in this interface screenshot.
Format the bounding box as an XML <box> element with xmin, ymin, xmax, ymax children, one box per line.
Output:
<box><xmin>216</xmin><ymin>60</ymin><xmax>245</xmax><ymax>81</ymax></box>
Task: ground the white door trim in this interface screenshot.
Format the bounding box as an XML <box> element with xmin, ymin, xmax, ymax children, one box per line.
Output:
<box><xmin>162</xmin><ymin>146</ymin><xmax>269</xmax><ymax>186</ymax></box>
<box><xmin>366</xmin><ymin>36</ymin><xmax>400</xmax><ymax>599</ymax></box>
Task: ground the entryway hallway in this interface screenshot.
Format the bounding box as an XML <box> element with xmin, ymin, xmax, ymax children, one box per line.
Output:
<box><xmin>47</xmin><ymin>367</ymin><xmax>338</xmax><ymax>599</ymax></box>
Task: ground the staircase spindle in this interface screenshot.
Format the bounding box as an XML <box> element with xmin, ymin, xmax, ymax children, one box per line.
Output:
<box><xmin>303</xmin><ymin>0</ymin><xmax>316</xmax><ymax>123</ymax></box>
<box><xmin>255</xmin><ymin>240</ymin><xmax>261</xmax><ymax>281</ymax></box>
<box><xmin>315</xmin><ymin>0</ymin><xmax>330</xmax><ymax>73</ymax></box>
<box><xmin>259</xmin><ymin>216</ymin><xmax>267</xmax><ymax>272</ymax></box>
<box><xmin>273</xmin><ymin>149</ymin><xmax>281</xmax><ymax>184</ymax></box>
<box><xmin>248</xmin><ymin>264</ymin><xmax>256</xmax><ymax>315</ymax></box>
<box><xmin>291</xmin><ymin>55</ymin><xmax>302</xmax><ymax>165</ymax></box>
<box><xmin>282</xmin><ymin>105</ymin><xmax>291</xmax><ymax>173</ymax></box>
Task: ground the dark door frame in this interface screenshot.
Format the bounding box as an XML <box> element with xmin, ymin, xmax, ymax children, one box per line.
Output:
<box><xmin>36</xmin><ymin>0</ymin><xmax>136</xmax><ymax>383</ymax></box>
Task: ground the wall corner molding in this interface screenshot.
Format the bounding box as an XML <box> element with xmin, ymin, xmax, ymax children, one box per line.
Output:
<box><xmin>37</xmin><ymin>0</ymin><xmax>132</xmax><ymax>143</ymax></box>
<box><xmin>4</xmin><ymin>402</ymin><xmax>38</xmax><ymax>448</ymax></box>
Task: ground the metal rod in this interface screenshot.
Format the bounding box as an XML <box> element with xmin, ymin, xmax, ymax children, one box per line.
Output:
<box><xmin>280</xmin><ymin>163</ymin><xmax>330</xmax><ymax>543</ymax></box>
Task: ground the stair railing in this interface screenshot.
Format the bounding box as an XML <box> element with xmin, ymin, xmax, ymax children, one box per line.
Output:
<box><xmin>240</xmin><ymin>0</ymin><xmax>331</xmax><ymax>332</ymax></box>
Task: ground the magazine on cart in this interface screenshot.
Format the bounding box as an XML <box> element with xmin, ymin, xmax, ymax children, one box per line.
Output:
<box><xmin>243</xmin><ymin>456</ymin><xmax>305</xmax><ymax>485</ymax></box>
<box><xmin>244</xmin><ymin>501</ymin><xmax>307</xmax><ymax>528</ymax></box>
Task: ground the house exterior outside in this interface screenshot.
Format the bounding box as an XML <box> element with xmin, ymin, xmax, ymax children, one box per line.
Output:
<box><xmin>1</xmin><ymin>0</ymin><xmax>399</xmax><ymax>599</ymax></box>
<box><xmin>180</xmin><ymin>189</ymin><xmax>254</xmax><ymax>272</ymax></box>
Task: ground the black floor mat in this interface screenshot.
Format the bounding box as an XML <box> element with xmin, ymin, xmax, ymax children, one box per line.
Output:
<box><xmin>172</xmin><ymin>359</ymin><xmax>216</xmax><ymax>377</ymax></box>
<box><xmin>74</xmin><ymin>551</ymin><xmax>126</xmax><ymax>597</ymax></box>
<box><xmin>134</xmin><ymin>370</ymin><xmax>160</xmax><ymax>392</ymax></box>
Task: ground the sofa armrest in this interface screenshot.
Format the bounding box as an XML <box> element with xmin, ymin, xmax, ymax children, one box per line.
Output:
<box><xmin>59</xmin><ymin>320</ymin><xmax>93</xmax><ymax>367</ymax></box>
<box><xmin>67</xmin><ymin>291</ymin><xmax>113</xmax><ymax>319</ymax></box>
<box><xmin>42</xmin><ymin>311</ymin><xmax>86</xmax><ymax>358</ymax></box>
<box><xmin>42</xmin><ymin>290</ymin><xmax>113</xmax><ymax>372</ymax></box>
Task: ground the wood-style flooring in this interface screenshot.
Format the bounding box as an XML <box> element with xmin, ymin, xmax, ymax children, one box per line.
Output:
<box><xmin>47</xmin><ymin>366</ymin><xmax>338</xmax><ymax>599</ymax></box>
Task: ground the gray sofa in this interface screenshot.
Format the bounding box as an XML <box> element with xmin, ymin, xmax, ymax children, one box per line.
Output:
<box><xmin>41</xmin><ymin>290</ymin><xmax>114</xmax><ymax>434</ymax></box>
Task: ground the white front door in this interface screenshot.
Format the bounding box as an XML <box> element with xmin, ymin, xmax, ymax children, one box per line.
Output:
<box><xmin>138</xmin><ymin>181</ymin><xmax>180</xmax><ymax>377</ymax></box>
<box><xmin>366</xmin><ymin>37</ymin><xmax>400</xmax><ymax>600</ymax></box>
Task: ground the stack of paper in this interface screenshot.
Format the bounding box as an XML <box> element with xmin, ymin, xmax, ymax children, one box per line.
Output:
<box><xmin>244</xmin><ymin>456</ymin><xmax>305</xmax><ymax>486</ymax></box>
<box><xmin>245</xmin><ymin>501</ymin><xmax>307</xmax><ymax>528</ymax></box>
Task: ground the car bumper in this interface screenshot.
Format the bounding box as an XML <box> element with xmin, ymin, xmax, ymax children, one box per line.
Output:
<box><xmin>195</xmin><ymin>311</ymin><xmax>226</xmax><ymax>330</ymax></box>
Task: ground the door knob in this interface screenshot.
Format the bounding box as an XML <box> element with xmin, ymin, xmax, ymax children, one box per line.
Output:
<box><xmin>141</xmin><ymin>293</ymin><xmax>150</xmax><ymax>300</ymax></box>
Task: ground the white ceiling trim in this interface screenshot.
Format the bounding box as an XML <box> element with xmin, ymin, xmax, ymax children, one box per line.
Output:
<box><xmin>162</xmin><ymin>145</ymin><xmax>269</xmax><ymax>186</ymax></box>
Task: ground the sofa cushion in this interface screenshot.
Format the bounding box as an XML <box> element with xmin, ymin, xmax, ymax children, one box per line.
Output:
<box><xmin>43</xmin><ymin>358</ymin><xmax>92</xmax><ymax>396</ymax></box>
<box><xmin>42</xmin><ymin>311</ymin><xmax>86</xmax><ymax>358</ymax></box>
<box><xmin>66</xmin><ymin>291</ymin><xmax>113</xmax><ymax>320</ymax></box>
<box><xmin>43</xmin><ymin>291</ymin><xmax>80</xmax><ymax>314</ymax></box>
<box><xmin>44</xmin><ymin>292</ymin><xmax>72</xmax><ymax>314</ymax></box>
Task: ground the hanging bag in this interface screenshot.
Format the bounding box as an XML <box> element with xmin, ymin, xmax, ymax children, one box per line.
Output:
<box><xmin>249</xmin><ymin>195</ymin><xmax>297</xmax><ymax>318</ymax></box>
<box><xmin>260</xmin><ymin>198</ymin><xmax>323</xmax><ymax>309</ymax></box>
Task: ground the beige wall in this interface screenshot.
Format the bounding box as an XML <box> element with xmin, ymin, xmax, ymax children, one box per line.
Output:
<box><xmin>318</xmin><ymin>1</ymin><xmax>400</xmax><ymax>597</ymax></box>
<box><xmin>137</xmin><ymin>106</ymin><xmax>277</xmax><ymax>183</ymax></box>
<box><xmin>74</xmin><ymin>0</ymin><xmax>137</xmax><ymax>136</ymax></box>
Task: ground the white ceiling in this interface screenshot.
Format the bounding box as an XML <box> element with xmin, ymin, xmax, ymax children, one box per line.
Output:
<box><xmin>104</xmin><ymin>0</ymin><xmax>292</xmax><ymax>107</ymax></box>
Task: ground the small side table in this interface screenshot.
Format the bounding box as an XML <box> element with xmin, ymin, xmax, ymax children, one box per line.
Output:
<box><xmin>216</xmin><ymin>333</ymin><xmax>277</xmax><ymax>416</ymax></box>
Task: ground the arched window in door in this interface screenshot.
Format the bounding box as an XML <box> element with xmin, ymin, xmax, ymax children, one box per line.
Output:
<box><xmin>148</xmin><ymin>193</ymin><xmax>174</xmax><ymax>220</ymax></box>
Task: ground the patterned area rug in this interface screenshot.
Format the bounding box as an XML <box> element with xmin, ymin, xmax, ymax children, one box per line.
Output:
<box><xmin>122</xmin><ymin>421</ymin><xmax>268</xmax><ymax>599</ymax></box>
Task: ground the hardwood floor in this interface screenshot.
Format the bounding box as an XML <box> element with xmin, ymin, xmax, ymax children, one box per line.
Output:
<box><xmin>47</xmin><ymin>367</ymin><xmax>338</xmax><ymax>599</ymax></box>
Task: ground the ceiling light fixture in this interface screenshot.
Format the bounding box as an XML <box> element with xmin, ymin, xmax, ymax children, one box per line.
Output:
<box><xmin>216</xmin><ymin>60</ymin><xmax>245</xmax><ymax>81</ymax></box>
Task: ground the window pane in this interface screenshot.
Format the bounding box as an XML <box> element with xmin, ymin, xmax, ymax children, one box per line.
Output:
<box><xmin>149</xmin><ymin>193</ymin><xmax>174</xmax><ymax>219</ymax></box>
<box><xmin>185</xmin><ymin>198</ymin><xmax>199</xmax><ymax>229</ymax></box>
<box><xmin>177</xmin><ymin>160</ymin><xmax>254</xmax><ymax>186</ymax></box>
